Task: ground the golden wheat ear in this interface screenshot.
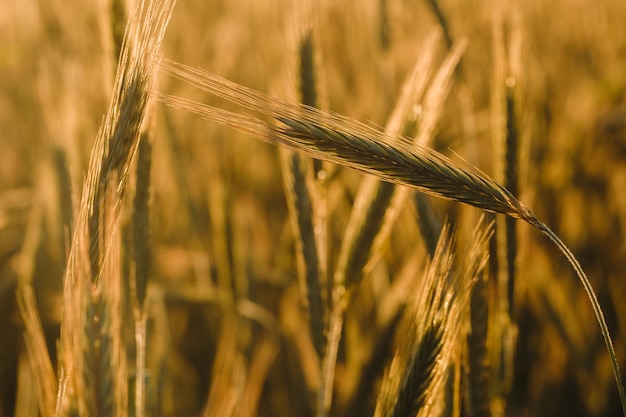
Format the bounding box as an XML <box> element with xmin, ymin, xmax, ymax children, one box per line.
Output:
<box><xmin>157</xmin><ymin>61</ymin><xmax>626</xmax><ymax>417</ymax></box>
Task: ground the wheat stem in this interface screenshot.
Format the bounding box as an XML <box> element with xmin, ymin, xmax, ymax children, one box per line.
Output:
<box><xmin>536</xmin><ymin>221</ymin><xmax>626</xmax><ymax>416</ymax></box>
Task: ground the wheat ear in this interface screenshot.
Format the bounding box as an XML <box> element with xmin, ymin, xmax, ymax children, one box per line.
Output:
<box><xmin>279</xmin><ymin>26</ymin><xmax>326</xmax><ymax>359</ymax></box>
<box><xmin>158</xmin><ymin>61</ymin><xmax>626</xmax><ymax>416</ymax></box>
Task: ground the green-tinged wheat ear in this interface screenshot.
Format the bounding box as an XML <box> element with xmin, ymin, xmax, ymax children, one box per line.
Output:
<box><xmin>158</xmin><ymin>60</ymin><xmax>626</xmax><ymax>417</ymax></box>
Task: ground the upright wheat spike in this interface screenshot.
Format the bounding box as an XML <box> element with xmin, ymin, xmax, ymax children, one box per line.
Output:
<box><xmin>158</xmin><ymin>60</ymin><xmax>626</xmax><ymax>416</ymax></box>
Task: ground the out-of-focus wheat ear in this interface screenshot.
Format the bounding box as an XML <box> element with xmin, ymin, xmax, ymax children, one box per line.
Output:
<box><xmin>466</xmin><ymin>270</ymin><xmax>492</xmax><ymax>417</ymax></box>
<box><xmin>83</xmin><ymin>0</ymin><xmax>176</xmax><ymax>282</ymax></box>
<box><xmin>374</xmin><ymin>221</ymin><xmax>490</xmax><ymax>417</ymax></box>
<box><xmin>82</xmin><ymin>293</ymin><xmax>118</xmax><ymax>417</ymax></box>
<box><xmin>318</xmin><ymin>290</ymin><xmax>347</xmax><ymax>417</ymax></box>
<box><xmin>363</xmin><ymin>36</ymin><xmax>464</xmax><ymax>273</ymax></box>
<box><xmin>133</xmin><ymin>123</ymin><xmax>154</xmax><ymax>310</ymax></box>
<box><xmin>238</xmin><ymin>310</ymin><xmax>280</xmax><ymax>417</ymax></box>
<box><xmin>299</xmin><ymin>29</ymin><xmax>318</xmax><ymax>109</ymax></box>
<box><xmin>110</xmin><ymin>0</ymin><xmax>128</xmax><ymax>63</ymax></box>
<box><xmin>280</xmin><ymin>150</ymin><xmax>326</xmax><ymax>359</ymax></box>
<box><xmin>16</xmin><ymin>286</ymin><xmax>57</xmax><ymax>417</ymax></box>
<box><xmin>207</xmin><ymin>173</ymin><xmax>235</xmax><ymax>297</ymax></box>
<box><xmin>279</xmin><ymin>22</ymin><xmax>326</xmax><ymax>360</ymax></box>
<box><xmin>335</xmin><ymin>30</ymin><xmax>440</xmax><ymax>290</ymax></box>
<box><xmin>131</xmin><ymin>122</ymin><xmax>154</xmax><ymax>417</ymax></box>
<box><xmin>202</xmin><ymin>314</ymin><xmax>247</xmax><ymax>417</ymax></box>
<box><xmin>379</xmin><ymin>0</ymin><xmax>390</xmax><ymax>50</ymax></box>
<box><xmin>504</xmin><ymin>83</ymin><xmax>521</xmax><ymax>320</ymax></box>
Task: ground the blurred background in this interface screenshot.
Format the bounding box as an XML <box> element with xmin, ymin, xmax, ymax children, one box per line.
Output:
<box><xmin>0</xmin><ymin>0</ymin><xmax>625</xmax><ymax>416</ymax></box>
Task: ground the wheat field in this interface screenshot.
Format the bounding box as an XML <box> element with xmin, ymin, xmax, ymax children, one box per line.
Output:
<box><xmin>1</xmin><ymin>0</ymin><xmax>626</xmax><ymax>416</ymax></box>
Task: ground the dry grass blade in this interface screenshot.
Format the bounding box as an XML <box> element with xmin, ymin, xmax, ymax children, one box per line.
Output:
<box><xmin>158</xmin><ymin>59</ymin><xmax>626</xmax><ymax>416</ymax></box>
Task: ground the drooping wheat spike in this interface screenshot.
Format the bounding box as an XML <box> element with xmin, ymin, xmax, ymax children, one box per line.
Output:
<box><xmin>158</xmin><ymin>59</ymin><xmax>626</xmax><ymax>416</ymax></box>
<box><xmin>157</xmin><ymin>78</ymin><xmax>533</xmax><ymax>221</ymax></box>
